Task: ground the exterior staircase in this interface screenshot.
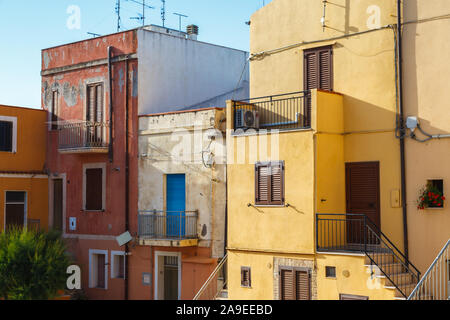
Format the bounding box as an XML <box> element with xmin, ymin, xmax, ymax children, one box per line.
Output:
<box><xmin>193</xmin><ymin>254</ymin><xmax>228</xmax><ymax>300</ymax></box>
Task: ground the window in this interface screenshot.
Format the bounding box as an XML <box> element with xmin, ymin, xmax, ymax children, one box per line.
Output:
<box><xmin>0</xmin><ymin>116</ymin><xmax>17</xmax><ymax>153</ymax></box>
<box><xmin>241</xmin><ymin>267</ymin><xmax>251</xmax><ymax>288</ymax></box>
<box><xmin>111</xmin><ymin>251</ymin><xmax>126</xmax><ymax>279</ymax></box>
<box><xmin>83</xmin><ymin>164</ymin><xmax>106</xmax><ymax>211</ymax></box>
<box><xmin>304</xmin><ymin>45</ymin><xmax>333</xmax><ymax>126</ymax></box>
<box><xmin>51</xmin><ymin>90</ymin><xmax>59</xmax><ymax>130</ymax></box>
<box><xmin>89</xmin><ymin>250</ymin><xmax>108</xmax><ymax>289</ymax></box>
<box><xmin>87</xmin><ymin>83</ymin><xmax>104</xmax><ymax>123</ymax></box>
<box><xmin>5</xmin><ymin>191</ymin><xmax>26</xmax><ymax>230</ymax></box>
<box><xmin>427</xmin><ymin>179</ymin><xmax>444</xmax><ymax>208</ymax></box>
<box><xmin>255</xmin><ymin>161</ymin><xmax>285</xmax><ymax>206</ymax></box>
<box><xmin>326</xmin><ymin>266</ymin><xmax>336</xmax><ymax>278</ymax></box>
<box><xmin>279</xmin><ymin>267</ymin><xmax>311</xmax><ymax>300</ymax></box>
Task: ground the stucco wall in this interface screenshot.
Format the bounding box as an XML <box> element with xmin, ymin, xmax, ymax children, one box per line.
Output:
<box><xmin>403</xmin><ymin>0</ymin><xmax>450</xmax><ymax>273</ymax></box>
<box><xmin>138</xmin><ymin>109</ymin><xmax>227</xmax><ymax>257</ymax></box>
<box><xmin>137</xmin><ymin>29</ymin><xmax>249</xmax><ymax>115</ymax></box>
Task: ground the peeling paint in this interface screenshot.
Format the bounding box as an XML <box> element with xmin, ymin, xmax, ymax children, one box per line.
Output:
<box><xmin>43</xmin><ymin>52</ymin><xmax>51</xmax><ymax>69</ymax></box>
<box><xmin>118</xmin><ymin>68</ymin><xmax>124</xmax><ymax>93</ymax></box>
<box><xmin>62</xmin><ymin>82</ymin><xmax>78</xmax><ymax>107</ymax></box>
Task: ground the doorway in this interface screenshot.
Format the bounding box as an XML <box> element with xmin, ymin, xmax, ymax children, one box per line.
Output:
<box><xmin>53</xmin><ymin>179</ymin><xmax>63</xmax><ymax>231</ymax></box>
<box><xmin>4</xmin><ymin>191</ymin><xmax>26</xmax><ymax>230</ymax></box>
<box><xmin>154</xmin><ymin>251</ymin><xmax>181</xmax><ymax>300</ymax></box>
<box><xmin>345</xmin><ymin>162</ymin><xmax>381</xmax><ymax>246</ymax></box>
<box><xmin>166</xmin><ymin>174</ymin><xmax>186</xmax><ymax>238</ymax></box>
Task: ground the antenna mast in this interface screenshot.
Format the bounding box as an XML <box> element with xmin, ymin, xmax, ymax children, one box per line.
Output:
<box><xmin>116</xmin><ymin>0</ymin><xmax>122</xmax><ymax>32</ymax></box>
<box><xmin>161</xmin><ymin>0</ymin><xmax>166</xmax><ymax>27</ymax></box>
<box><xmin>173</xmin><ymin>13</ymin><xmax>188</xmax><ymax>31</ymax></box>
<box><xmin>128</xmin><ymin>0</ymin><xmax>155</xmax><ymax>26</ymax></box>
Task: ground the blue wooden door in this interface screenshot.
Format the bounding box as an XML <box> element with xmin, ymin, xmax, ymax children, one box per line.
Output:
<box><xmin>166</xmin><ymin>174</ymin><xmax>186</xmax><ymax>237</ymax></box>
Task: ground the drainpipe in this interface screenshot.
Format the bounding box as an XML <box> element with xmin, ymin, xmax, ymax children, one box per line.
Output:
<box><xmin>397</xmin><ymin>0</ymin><xmax>409</xmax><ymax>261</ymax></box>
<box><xmin>124</xmin><ymin>57</ymin><xmax>130</xmax><ymax>300</ymax></box>
<box><xmin>108</xmin><ymin>46</ymin><xmax>114</xmax><ymax>163</ymax></box>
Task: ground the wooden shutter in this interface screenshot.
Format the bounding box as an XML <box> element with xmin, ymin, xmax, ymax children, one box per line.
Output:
<box><xmin>85</xmin><ymin>168</ymin><xmax>103</xmax><ymax>211</ymax></box>
<box><xmin>256</xmin><ymin>164</ymin><xmax>270</xmax><ymax>205</ymax></box>
<box><xmin>280</xmin><ymin>268</ymin><xmax>294</xmax><ymax>300</ymax></box>
<box><xmin>51</xmin><ymin>91</ymin><xmax>59</xmax><ymax>130</ymax></box>
<box><xmin>241</xmin><ymin>267</ymin><xmax>251</xmax><ymax>287</ymax></box>
<box><xmin>97</xmin><ymin>254</ymin><xmax>106</xmax><ymax>288</ymax></box>
<box><xmin>118</xmin><ymin>255</ymin><xmax>125</xmax><ymax>279</ymax></box>
<box><xmin>0</xmin><ymin>121</ymin><xmax>13</xmax><ymax>152</ymax></box>
<box><xmin>304</xmin><ymin>46</ymin><xmax>333</xmax><ymax>127</ymax></box>
<box><xmin>295</xmin><ymin>270</ymin><xmax>311</xmax><ymax>300</ymax></box>
<box><xmin>255</xmin><ymin>162</ymin><xmax>285</xmax><ymax>206</ymax></box>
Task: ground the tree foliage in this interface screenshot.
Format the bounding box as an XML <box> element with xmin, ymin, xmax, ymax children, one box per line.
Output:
<box><xmin>0</xmin><ymin>228</ymin><xmax>71</xmax><ymax>300</ymax></box>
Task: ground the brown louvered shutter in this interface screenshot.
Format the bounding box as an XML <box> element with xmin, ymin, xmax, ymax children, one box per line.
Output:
<box><xmin>86</xmin><ymin>168</ymin><xmax>103</xmax><ymax>211</ymax></box>
<box><xmin>270</xmin><ymin>163</ymin><xmax>284</xmax><ymax>205</ymax></box>
<box><xmin>295</xmin><ymin>270</ymin><xmax>311</xmax><ymax>300</ymax></box>
<box><xmin>97</xmin><ymin>254</ymin><xmax>106</xmax><ymax>288</ymax></box>
<box><xmin>304</xmin><ymin>46</ymin><xmax>333</xmax><ymax>127</ymax></box>
<box><xmin>241</xmin><ymin>267</ymin><xmax>251</xmax><ymax>287</ymax></box>
<box><xmin>256</xmin><ymin>164</ymin><xmax>270</xmax><ymax>205</ymax></box>
<box><xmin>51</xmin><ymin>91</ymin><xmax>59</xmax><ymax>130</ymax></box>
<box><xmin>118</xmin><ymin>255</ymin><xmax>125</xmax><ymax>279</ymax></box>
<box><xmin>280</xmin><ymin>268</ymin><xmax>294</xmax><ymax>300</ymax></box>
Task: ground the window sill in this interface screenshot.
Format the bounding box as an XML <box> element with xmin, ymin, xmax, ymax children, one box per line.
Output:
<box><xmin>253</xmin><ymin>204</ymin><xmax>286</xmax><ymax>208</ymax></box>
<box><xmin>82</xmin><ymin>209</ymin><xmax>106</xmax><ymax>213</ymax></box>
<box><xmin>421</xmin><ymin>207</ymin><xmax>445</xmax><ymax>211</ymax></box>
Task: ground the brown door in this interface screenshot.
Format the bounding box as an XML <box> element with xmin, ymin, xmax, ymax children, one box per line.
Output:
<box><xmin>53</xmin><ymin>179</ymin><xmax>63</xmax><ymax>231</ymax></box>
<box><xmin>345</xmin><ymin>162</ymin><xmax>380</xmax><ymax>244</ymax></box>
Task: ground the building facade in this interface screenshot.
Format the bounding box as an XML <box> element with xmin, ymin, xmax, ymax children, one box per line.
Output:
<box><xmin>226</xmin><ymin>0</ymin><xmax>427</xmax><ymax>300</ymax></box>
<box><xmin>136</xmin><ymin>108</ymin><xmax>227</xmax><ymax>300</ymax></box>
<box><xmin>0</xmin><ymin>105</ymin><xmax>48</xmax><ymax>232</ymax></box>
<box><xmin>42</xmin><ymin>25</ymin><xmax>248</xmax><ymax>300</ymax></box>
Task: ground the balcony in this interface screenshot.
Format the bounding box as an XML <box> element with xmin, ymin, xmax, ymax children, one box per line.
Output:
<box><xmin>138</xmin><ymin>210</ymin><xmax>199</xmax><ymax>247</ymax></box>
<box><xmin>231</xmin><ymin>91</ymin><xmax>310</xmax><ymax>132</ymax></box>
<box><xmin>58</xmin><ymin>121</ymin><xmax>109</xmax><ymax>154</ymax></box>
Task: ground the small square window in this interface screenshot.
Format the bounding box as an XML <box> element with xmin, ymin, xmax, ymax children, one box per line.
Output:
<box><xmin>427</xmin><ymin>179</ymin><xmax>444</xmax><ymax>208</ymax></box>
<box><xmin>241</xmin><ymin>267</ymin><xmax>251</xmax><ymax>288</ymax></box>
<box><xmin>0</xmin><ymin>121</ymin><xmax>13</xmax><ymax>152</ymax></box>
<box><xmin>326</xmin><ymin>266</ymin><xmax>336</xmax><ymax>278</ymax></box>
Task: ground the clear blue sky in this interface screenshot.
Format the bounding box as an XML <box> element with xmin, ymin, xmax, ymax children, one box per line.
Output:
<box><xmin>0</xmin><ymin>0</ymin><xmax>272</xmax><ymax>109</ymax></box>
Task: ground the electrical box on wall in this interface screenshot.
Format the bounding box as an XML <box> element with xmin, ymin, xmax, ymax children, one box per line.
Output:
<box><xmin>391</xmin><ymin>189</ymin><xmax>401</xmax><ymax>208</ymax></box>
<box><xmin>69</xmin><ymin>217</ymin><xmax>77</xmax><ymax>231</ymax></box>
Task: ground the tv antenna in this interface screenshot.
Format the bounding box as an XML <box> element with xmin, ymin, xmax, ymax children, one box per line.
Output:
<box><xmin>161</xmin><ymin>0</ymin><xmax>166</xmax><ymax>27</ymax></box>
<box><xmin>127</xmin><ymin>0</ymin><xmax>155</xmax><ymax>26</ymax></box>
<box><xmin>87</xmin><ymin>32</ymin><xmax>102</xmax><ymax>38</ymax></box>
<box><xmin>116</xmin><ymin>0</ymin><xmax>122</xmax><ymax>32</ymax></box>
<box><xmin>173</xmin><ymin>13</ymin><xmax>188</xmax><ymax>31</ymax></box>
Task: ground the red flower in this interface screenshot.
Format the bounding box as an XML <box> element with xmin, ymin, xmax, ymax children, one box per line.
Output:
<box><xmin>438</xmin><ymin>203</ymin><xmax>442</xmax><ymax>206</ymax></box>
<box><xmin>442</xmin><ymin>196</ymin><xmax>446</xmax><ymax>201</ymax></box>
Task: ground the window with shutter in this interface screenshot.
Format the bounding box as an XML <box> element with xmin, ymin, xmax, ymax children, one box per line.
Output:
<box><xmin>85</xmin><ymin>168</ymin><xmax>103</xmax><ymax>211</ymax></box>
<box><xmin>241</xmin><ymin>267</ymin><xmax>251</xmax><ymax>288</ymax></box>
<box><xmin>51</xmin><ymin>90</ymin><xmax>59</xmax><ymax>130</ymax></box>
<box><xmin>304</xmin><ymin>46</ymin><xmax>333</xmax><ymax>127</ymax></box>
<box><xmin>255</xmin><ymin>161</ymin><xmax>285</xmax><ymax>206</ymax></box>
<box><xmin>280</xmin><ymin>267</ymin><xmax>311</xmax><ymax>300</ymax></box>
<box><xmin>0</xmin><ymin>121</ymin><xmax>13</xmax><ymax>152</ymax></box>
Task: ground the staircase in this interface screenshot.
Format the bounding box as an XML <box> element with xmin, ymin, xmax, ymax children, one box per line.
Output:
<box><xmin>194</xmin><ymin>254</ymin><xmax>228</xmax><ymax>300</ymax></box>
<box><xmin>317</xmin><ymin>214</ymin><xmax>421</xmax><ymax>299</ymax></box>
<box><xmin>408</xmin><ymin>239</ymin><xmax>450</xmax><ymax>300</ymax></box>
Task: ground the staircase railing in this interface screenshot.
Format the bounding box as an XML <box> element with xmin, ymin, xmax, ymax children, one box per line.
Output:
<box><xmin>316</xmin><ymin>213</ymin><xmax>421</xmax><ymax>298</ymax></box>
<box><xmin>408</xmin><ymin>239</ymin><xmax>450</xmax><ymax>300</ymax></box>
<box><xmin>193</xmin><ymin>253</ymin><xmax>227</xmax><ymax>300</ymax></box>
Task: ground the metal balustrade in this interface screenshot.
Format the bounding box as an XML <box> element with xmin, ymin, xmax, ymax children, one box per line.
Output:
<box><xmin>58</xmin><ymin>121</ymin><xmax>109</xmax><ymax>151</ymax></box>
<box><xmin>138</xmin><ymin>210</ymin><xmax>198</xmax><ymax>240</ymax></box>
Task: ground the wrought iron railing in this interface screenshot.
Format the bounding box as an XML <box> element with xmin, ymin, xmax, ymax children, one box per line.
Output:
<box><xmin>316</xmin><ymin>213</ymin><xmax>421</xmax><ymax>298</ymax></box>
<box><xmin>408</xmin><ymin>239</ymin><xmax>450</xmax><ymax>300</ymax></box>
<box><xmin>138</xmin><ymin>210</ymin><xmax>198</xmax><ymax>240</ymax></box>
<box><xmin>58</xmin><ymin>121</ymin><xmax>109</xmax><ymax>151</ymax></box>
<box><xmin>232</xmin><ymin>91</ymin><xmax>310</xmax><ymax>131</ymax></box>
<box><xmin>194</xmin><ymin>254</ymin><xmax>228</xmax><ymax>300</ymax></box>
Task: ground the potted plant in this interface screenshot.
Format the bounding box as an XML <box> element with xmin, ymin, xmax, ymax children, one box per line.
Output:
<box><xmin>417</xmin><ymin>184</ymin><xmax>445</xmax><ymax>210</ymax></box>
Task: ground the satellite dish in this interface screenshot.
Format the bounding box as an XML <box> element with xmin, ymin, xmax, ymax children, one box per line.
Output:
<box><xmin>116</xmin><ymin>231</ymin><xmax>133</xmax><ymax>247</ymax></box>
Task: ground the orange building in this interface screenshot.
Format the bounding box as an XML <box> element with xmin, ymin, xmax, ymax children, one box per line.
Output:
<box><xmin>0</xmin><ymin>105</ymin><xmax>48</xmax><ymax>231</ymax></box>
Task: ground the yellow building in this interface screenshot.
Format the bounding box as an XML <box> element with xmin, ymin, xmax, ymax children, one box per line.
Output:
<box><xmin>226</xmin><ymin>0</ymin><xmax>424</xmax><ymax>300</ymax></box>
<box><xmin>0</xmin><ymin>105</ymin><xmax>48</xmax><ymax>231</ymax></box>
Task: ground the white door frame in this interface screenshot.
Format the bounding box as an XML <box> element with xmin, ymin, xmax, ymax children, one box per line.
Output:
<box><xmin>49</xmin><ymin>174</ymin><xmax>67</xmax><ymax>234</ymax></box>
<box><xmin>154</xmin><ymin>251</ymin><xmax>182</xmax><ymax>300</ymax></box>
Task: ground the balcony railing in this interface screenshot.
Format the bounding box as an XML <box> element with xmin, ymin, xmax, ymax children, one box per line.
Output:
<box><xmin>58</xmin><ymin>121</ymin><xmax>109</xmax><ymax>152</ymax></box>
<box><xmin>316</xmin><ymin>213</ymin><xmax>421</xmax><ymax>298</ymax></box>
<box><xmin>138</xmin><ymin>210</ymin><xmax>198</xmax><ymax>240</ymax></box>
<box><xmin>232</xmin><ymin>91</ymin><xmax>310</xmax><ymax>131</ymax></box>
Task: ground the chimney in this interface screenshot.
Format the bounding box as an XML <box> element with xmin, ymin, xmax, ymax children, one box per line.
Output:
<box><xmin>186</xmin><ymin>24</ymin><xmax>199</xmax><ymax>40</ymax></box>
